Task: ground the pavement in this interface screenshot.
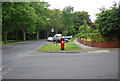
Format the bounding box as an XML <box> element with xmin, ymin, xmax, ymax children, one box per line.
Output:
<box><xmin>74</xmin><ymin>39</ymin><xmax>92</xmax><ymax>48</ymax></box>
<box><xmin>2</xmin><ymin>39</ymin><xmax>118</xmax><ymax>79</ymax></box>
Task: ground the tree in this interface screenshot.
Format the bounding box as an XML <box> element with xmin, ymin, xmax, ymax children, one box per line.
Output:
<box><xmin>12</xmin><ymin>2</ymin><xmax>37</xmax><ymax>41</ymax></box>
<box><xmin>49</xmin><ymin>9</ymin><xmax>62</xmax><ymax>34</ymax></box>
<box><xmin>0</xmin><ymin>2</ymin><xmax>2</xmax><ymax>42</ymax></box>
<box><xmin>95</xmin><ymin>3</ymin><xmax>120</xmax><ymax>39</ymax></box>
<box><xmin>73</xmin><ymin>11</ymin><xmax>91</xmax><ymax>33</ymax></box>
<box><xmin>62</xmin><ymin>6</ymin><xmax>74</xmax><ymax>35</ymax></box>
<box><xmin>30</xmin><ymin>2</ymin><xmax>50</xmax><ymax>39</ymax></box>
<box><xmin>2</xmin><ymin>2</ymin><xmax>38</xmax><ymax>42</ymax></box>
<box><xmin>79</xmin><ymin>20</ymin><xmax>91</xmax><ymax>33</ymax></box>
<box><xmin>68</xmin><ymin>26</ymin><xmax>75</xmax><ymax>35</ymax></box>
<box><xmin>2</xmin><ymin>2</ymin><xmax>15</xmax><ymax>43</ymax></box>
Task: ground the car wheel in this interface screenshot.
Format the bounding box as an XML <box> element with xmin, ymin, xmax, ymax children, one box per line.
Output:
<box><xmin>53</xmin><ymin>41</ymin><xmax>57</xmax><ymax>44</ymax></box>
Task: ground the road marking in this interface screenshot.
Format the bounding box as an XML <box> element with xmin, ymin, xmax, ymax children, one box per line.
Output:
<box><xmin>88</xmin><ymin>50</ymin><xmax>110</xmax><ymax>53</ymax></box>
<box><xmin>2</xmin><ymin>65</ymin><xmax>5</xmax><ymax>68</ymax></box>
<box><xmin>2</xmin><ymin>71</ymin><xmax>7</xmax><ymax>75</ymax></box>
<box><xmin>7</xmin><ymin>68</ymin><xmax>13</xmax><ymax>71</ymax></box>
<box><xmin>2</xmin><ymin>66</ymin><xmax>13</xmax><ymax>76</ymax></box>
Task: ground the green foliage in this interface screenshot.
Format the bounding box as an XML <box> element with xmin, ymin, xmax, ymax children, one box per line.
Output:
<box><xmin>62</xmin><ymin>6</ymin><xmax>74</xmax><ymax>35</ymax></box>
<box><xmin>95</xmin><ymin>3</ymin><xmax>120</xmax><ymax>38</ymax></box>
<box><xmin>49</xmin><ymin>9</ymin><xmax>62</xmax><ymax>34</ymax></box>
<box><xmin>77</xmin><ymin>33</ymin><xmax>84</xmax><ymax>38</ymax></box>
<box><xmin>91</xmin><ymin>30</ymin><xmax>105</xmax><ymax>42</ymax></box>
<box><xmin>79</xmin><ymin>20</ymin><xmax>91</xmax><ymax>33</ymax></box>
<box><xmin>62</xmin><ymin>31</ymin><xmax>68</xmax><ymax>36</ymax></box>
<box><xmin>73</xmin><ymin>11</ymin><xmax>91</xmax><ymax>33</ymax></box>
<box><xmin>78</xmin><ymin>29</ymin><xmax>116</xmax><ymax>42</ymax></box>
<box><xmin>2</xmin><ymin>1</ymin><xmax>93</xmax><ymax>43</ymax></box>
<box><xmin>0</xmin><ymin>2</ymin><xmax>1</xmax><ymax>41</ymax></box>
<box><xmin>2</xmin><ymin>1</ymin><xmax>51</xmax><ymax>43</ymax></box>
<box><xmin>77</xmin><ymin>20</ymin><xmax>92</xmax><ymax>39</ymax></box>
<box><xmin>68</xmin><ymin>26</ymin><xmax>75</xmax><ymax>35</ymax></box>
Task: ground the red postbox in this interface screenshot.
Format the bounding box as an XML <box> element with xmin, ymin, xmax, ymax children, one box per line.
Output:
<box><xmin>61</xmin><ymin>37</ymin><xmax>64</xmax><ymax>50</ymax></box>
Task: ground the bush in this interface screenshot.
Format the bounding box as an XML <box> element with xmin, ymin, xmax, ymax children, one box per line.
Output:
<box><xmin>104</xmin><ymin>36</ymin><xmax>116</xmax><ymax>42</ymax></box>
<box><xmin>91</xmin><ymin>29</ymin><xmax>116</xmax><ymax>42</ymax></box>
<box><xmin>77</xmin><ymin>29</ymin><xmax>116</xmax><ymax>42</ymax></box>
<box><xmin>91</xmin><ymin>30</ymin><xmax>105</xmax><ymax>42</ymax></box>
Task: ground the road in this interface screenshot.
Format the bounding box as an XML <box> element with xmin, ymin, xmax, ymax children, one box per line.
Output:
<box><xmin>2</xmin><ymin>40</ymin><xmax>118</xmax><ymax>79</ymax></box>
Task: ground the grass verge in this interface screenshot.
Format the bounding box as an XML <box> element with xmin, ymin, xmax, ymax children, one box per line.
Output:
<box><xmin>38</xmin><ymin>43</ymin><xmax>82</xmax><ymax>52</ymax></box>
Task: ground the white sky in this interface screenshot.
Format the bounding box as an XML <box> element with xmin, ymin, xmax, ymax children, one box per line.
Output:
<box><xmin>43</xmin><ymin>0</ymin><xmax>120</xmax><ymax>22</ymax></box>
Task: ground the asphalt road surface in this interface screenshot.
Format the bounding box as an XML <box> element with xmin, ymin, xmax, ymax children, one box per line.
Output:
<box><xmin>2</xmin><ymin>40</ymin><xmax>118</xmax><ymax>79</ymax></box>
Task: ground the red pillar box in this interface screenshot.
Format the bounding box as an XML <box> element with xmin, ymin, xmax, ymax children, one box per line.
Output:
<box><xmin>61</xmin><ymin>37</ymin><xmax>64</xmax><ymax>50</ymax></box>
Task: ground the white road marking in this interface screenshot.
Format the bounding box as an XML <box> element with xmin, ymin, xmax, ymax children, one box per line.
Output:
<box><xmin>88</xmin><ymin>50</ymin><xmax>110</xmax><ymax>53</ymax></box>
<box><xmin>0</xmin><ymin>68</ymin><xmax>2</xmax><ymax>70</ymax></box>
<box><xmin>2</xmin><ymin>66</ymin><xmax>13</xmax><ymax>76</ymax></box>
<box><xmin>2</xmin><ymin>72</ymin><xmax>7</xmax><ymax>75</ymax></box>
<box><xmin>7</xmin><ymin>67</ymin><xmax>13</xmax><ymax>71</ymax></box>
<box><xmin>2</xmin><ymin>65</ymin><xmax>5</xmax><ymax>68</ymax></box>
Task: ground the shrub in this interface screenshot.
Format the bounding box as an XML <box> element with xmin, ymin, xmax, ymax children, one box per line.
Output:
<box><xmin>91</xmin><ymin>30</ymin><xmax>105</xmax><ymax>42</ymax></box>
<box><xmin>104</xmin><ymin>36</ymin><xmax>116</xmax><ymax>42</ymax></box>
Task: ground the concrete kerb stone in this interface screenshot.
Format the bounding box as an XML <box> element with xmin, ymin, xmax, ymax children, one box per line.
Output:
<box><xmin>37</xmin><ymin>51</ymin><xmax>80</xmax><ymax>53</ymax></box>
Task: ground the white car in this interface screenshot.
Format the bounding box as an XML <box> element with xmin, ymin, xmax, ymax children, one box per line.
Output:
<box><xmin>54</xmin><ymin>34</ymin><xmax>62</xmax><ymax>38</ymax></box>
<box><xmin>47</xmin><ymin>37</ymin><xmax>53</xmax><ymax>42</ymax></box>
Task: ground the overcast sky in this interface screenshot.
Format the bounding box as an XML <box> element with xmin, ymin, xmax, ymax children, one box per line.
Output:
<box><xmin>43</xmin><ymin>0</ymin><xmax>120</xmax><ymax>22</ymax></box>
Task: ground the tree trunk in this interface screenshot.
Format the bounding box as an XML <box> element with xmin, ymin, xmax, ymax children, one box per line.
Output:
<box><xmin>12</xmin><ymin>32</ymin><xmax>15</xmax><ymax>40</ymax></box>
<box><xmin>36</xmin><ymin>29</ymin><xmax>39</xmax><ymax>40</ymax></box>
<box><xmin>15</xmin><ymin>32</ymin><xmax>18</xmax><ymax>40</ymax></box>
<box><xmin>3</xmin><ymin>31</ymin><xmax>8</xmax><ymax>44</ymax></box>
<box><xmin>23</xmin><ymin>29</ymin><xmax>26</xmax><ymax>41</ymax></box>
<box><xmin>28</xmin><ymin>34</ymin><xmax>31</xmax><ymax>40</ymax></box>
<box><xmin>46</xmin><ymin>31</ymin><xmax>49</xmax><ymax>38</ymax></box>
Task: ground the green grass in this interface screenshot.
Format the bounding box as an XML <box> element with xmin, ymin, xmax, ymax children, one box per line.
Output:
<box><xmin>68</xmin><ymin>37</ymin><xmax>77</xmax><ymax>42</ymax></box>
<box><xmin>38</xmin><ymin>43</ymin><xmax>82</xmax><ymax>52</ymax></box>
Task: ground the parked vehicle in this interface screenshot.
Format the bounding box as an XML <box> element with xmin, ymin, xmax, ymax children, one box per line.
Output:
<box><xmin>47</xmin><ymin>37</ymin><xmax>53</xmax><ymax>42</ymax></box>
<box><xmin>53</xmin><ymin>36</ymin><xmax>68</xmax><ymax>43</ymax></box>
<box><xmin>54</xmin><ymin>34</ymin><xmax>72</xmax><ymax>39</ymax></box>
<box><xmin>64</xmin><ymin>36</ymin><xmax>72</xmax><ymax>39</ymax></box>
<box><xmin>54</xmin><ymin>34</ymin><xmax>62</xmax><ymax>38</ymax></box>
<box><xmin>47</xmin><ymin>34</ymin><xmax>72</xmax><ymax>43</ymax></box>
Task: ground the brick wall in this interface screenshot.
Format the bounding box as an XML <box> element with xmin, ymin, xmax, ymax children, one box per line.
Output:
<box><xmin>77</xmin><ymin>38</ymin><xmax>120</xmax><ymax>48</ymax></box>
